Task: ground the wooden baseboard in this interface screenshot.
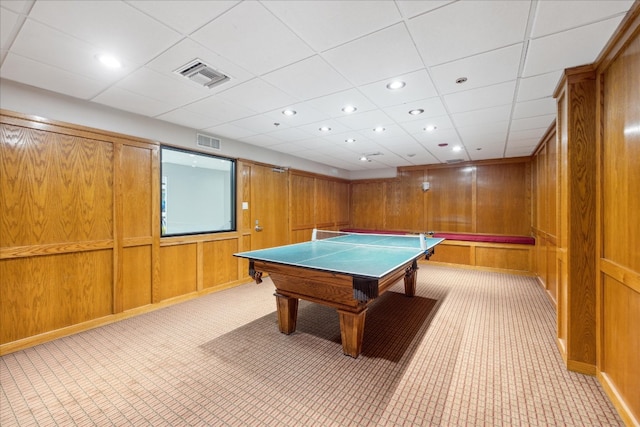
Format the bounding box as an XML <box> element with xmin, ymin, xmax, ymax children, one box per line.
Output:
<box><xmin>598</xmin><ymin>371</ymin><xmax>640</xmax><ymax>427</ymax></box>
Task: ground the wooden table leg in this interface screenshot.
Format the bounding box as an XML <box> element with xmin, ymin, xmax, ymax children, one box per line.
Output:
<box><xmin>404</xmin><ymin>260</ymin><xmax>418</xmax><ymax>297</ymax></box>
<box><xmin>337</xmin><ymin>308</ymin><xmax>367</xmax><ymax>358</ymax></box>
<box><xmin>274</xmin><ymin>293</ymin><xmax>298</xmax><ymax>334</ymax></box>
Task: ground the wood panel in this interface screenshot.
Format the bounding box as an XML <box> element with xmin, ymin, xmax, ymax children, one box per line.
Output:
<box><xmin>476</xmin><ymin>162</ymin><xmax>530</xmax><ymax>235</ymax></box>
<box><xmin>202</xmin><ymin>239</ymin><xmax>239</xmax><ymax>288</ymax></box>
<box><xmin>158</xmin><ymin>244</ymin><xmax>197</xmax><ymax>301</ymax></box>
<box><xmin>597</xmin><ymin>13</ymin><xmax>640</xmax><ymax>425</ymax></box>
<box><xmin>602</xmin><ymin>276</ymin><xmax>640</xmax><ymax>422</ymax></box>
<box><xmin>428</xmin><ymin>243</ymin><xmax>471</xmax><ymax>265</ymax></box>
<box><xmin>334</xmin><ymin>181</ymin><xmax>350</xmax><ymax>225</ymax></box>
<box><xmin>315</xmin><ymin>178</ymin><xmax>334</xmax><ymax>226</ymax></box>
<box><xmin>290</xmin><ymin>173</ymin><xmax>315</xmax><ymax>229</ymax></box>
<box><xmin>122</xmin><ymin>245</ymin><xmax>151</xmax><ymax>310</ymax></box>
<box><xmin>386</xmin><ymin>169</ymin><xmax>424</xmax><ymax>231</ymax></box>
<box><xmin>426</xmin><ymin>166</ymin><xmax>473</xmax><ymax>232</ymax></box>
<box><xmin>0</xmin><ymin>250</ymin><xmax>113</xmax><ymax>343</ymax></box>
<box><xmin>475</xmin><ymin>246</ymin><xmax>530</xmax><ymax>272</ymax></box>
<box><xmin>0</xmin><ymin>124</ymin><xmax>113</xmax><ymax>246</ymax></box>
<box><xmin>121</xmin><ymin>145</ymin><xmax>152</xmax><ymax>238</ymax></box>
<box><xmin>350</xmin><ymin>181</ymin><xmax>385</xmax><ymax>230</ymax></box>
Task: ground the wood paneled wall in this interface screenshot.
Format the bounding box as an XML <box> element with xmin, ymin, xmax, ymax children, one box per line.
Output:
<box><xmin>594</xmin><ymin>5</ymin><xmax>640</xmax><ymax>425</ymax></box>
<box><xmin>350</xmin><ymin>159</ymin><xmax>531</xmax><ymax>236</ymax></box>
<box><xmin>289</xmin><ymin>170</ymin><xmax>350</xmax><ymax>243</ymax></box>
<box><xmin>532</xmin><ymin>125</ymin><xmax>558</xmax><ymax>304</ymax></box>
<box><xmin>0</xmin><ymin>111</ymin><xmax>351</xmax><ymax>354</ymax></box>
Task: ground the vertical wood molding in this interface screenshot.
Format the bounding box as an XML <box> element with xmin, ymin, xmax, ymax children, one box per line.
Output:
<box><xmin>113</xmin><ymin>142</ymin><xmax>123</xmax><ymax>314</ymax></box>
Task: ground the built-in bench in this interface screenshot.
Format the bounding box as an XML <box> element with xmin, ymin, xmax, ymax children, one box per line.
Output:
<box><xmin>341</xmin><ymin>229</ymin><xmax>535</xmax><ymax>274</ymax></box>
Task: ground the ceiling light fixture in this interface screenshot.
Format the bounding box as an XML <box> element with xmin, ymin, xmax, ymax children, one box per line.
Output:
<box><xmin>319</xmin><ymin>126</ymin><xmax>331</xmax><ymax>132</ymax></box>
<box><xmin>97</xmin><ymin>54</ymin><xmax>122</xmax><ymax>69</ymax></box>
<box><xmin>386</xmin><ymin>80</ymin><xmax>406</xmax><ymax>90</ymax></box>
<box><xmin>282</xmin><ymin>109</ymin><xmax>296</xmax><ymax>116</ymax></box>
<box><xmin>409</xmin><ymin>109</ymin><xmax>424</xmax><ymax>115</ymax></box>
<box><xmin>373</xmin><ymin>127</ymin><xmax>385</xmax><ymax>132</ymax></box>
<box><xmin>342</xmin><ymin>105</ymin><xmax>357</xmax><ymax>113</ymax></box>
<box><xmin>455</xmin><ymin>77</ymin><xmax>468</xmax><ymax>84</ymax></box>
<box><xmin>452</xmin><ymin>145</ymin><xmax>462</xmax><ymax>152</ymax></box>
<box><xmin>360</xmin><ymin>156</ymin><xmax>369</xmax><ymax>162</ymax></box>
<box><xmin>424</xmin><ymin>125</ymin><xmax>437</xmax><ymax>132</ymax></box>
<box><xmin>345</xmin><ymin>138</ymin><xmax>356</xmax><ymax>143</ymax></box>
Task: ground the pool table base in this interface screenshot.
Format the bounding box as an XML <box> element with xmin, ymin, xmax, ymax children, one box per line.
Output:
<box><xmin>260</xmin><ymin>259</ymin><xmax>420</xmax><ymax>358</ymax></box>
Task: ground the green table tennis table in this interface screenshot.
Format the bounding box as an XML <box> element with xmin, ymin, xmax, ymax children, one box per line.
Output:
<box><xmin>234</xmin><ymin>229</ymin><xmax>444</xmax><ymax>358</ymax></box>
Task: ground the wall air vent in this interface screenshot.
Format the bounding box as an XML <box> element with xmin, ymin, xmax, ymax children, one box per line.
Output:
<box><xmin>446</xmin><ymin>158</ymin><xmax>465</xmax><ymax>164</ymax></box>
<box><xmin>176</xmin><ymin>59</ymin><xmax>230</xmax><ymax>89</ymax></box>
<box><xmin>197</xmin><ymin>133</ymin><xmax>221</xmax><ymax>150</ymax></box>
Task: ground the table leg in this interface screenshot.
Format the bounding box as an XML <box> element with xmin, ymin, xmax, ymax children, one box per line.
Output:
<box><xmin>274</xmin><ymin>293</ymin><xmax>298</xmax><ymax>334</ymax></box>
<box><xmin>337</xmin><ymin>308</ymin><xmax>367</xmax><ymax>358</ymax></box>
<box><xmin>404</xmin><ymin>259</ymin><xmax>418</xmax><ymax>297</ymax></box>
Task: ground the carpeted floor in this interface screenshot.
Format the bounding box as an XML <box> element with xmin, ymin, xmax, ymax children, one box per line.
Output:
<box><xmin>0</xmin><ymin>265</ymin><xmax>622</xmax><ymax>426</ymax></box>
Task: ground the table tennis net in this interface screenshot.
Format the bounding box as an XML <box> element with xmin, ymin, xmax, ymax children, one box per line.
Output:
<box><xmin>312</xmin><ymin>229</ymin><xmax>427</xmax><ymax>251</ymax></box>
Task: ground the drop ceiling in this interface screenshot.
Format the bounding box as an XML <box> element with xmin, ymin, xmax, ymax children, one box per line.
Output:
<box><xmin>0</xmin><ymin>0</ymin><xmax>634</xmax><ymax>171</ymax></box>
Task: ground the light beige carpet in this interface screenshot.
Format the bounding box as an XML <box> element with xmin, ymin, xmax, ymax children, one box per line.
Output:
<box><xmin>0</xmin><ymin>265</ymin><xmax>621</xmax><ymax>426</ymax></box>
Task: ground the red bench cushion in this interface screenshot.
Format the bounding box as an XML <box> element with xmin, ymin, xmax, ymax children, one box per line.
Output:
<box><xmin>340</xmin><ymin>229</ymin><xmax>535</xmax><ymax>245</ymax></box>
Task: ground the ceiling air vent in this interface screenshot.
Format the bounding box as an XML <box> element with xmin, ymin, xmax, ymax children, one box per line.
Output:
<box><xmin>446</xmin><ymin>158</ymin><xmax>465</xmax><ymax>164</ymax></box>
<box><xmin>176</xmin><ymin>59</ymin><xmax>230</xmax><ymax>89</ymax></box>
<box><xmin>197</xmin><ymin>133</ymin><xmax>221</xmax><ymax>150</ymax></box>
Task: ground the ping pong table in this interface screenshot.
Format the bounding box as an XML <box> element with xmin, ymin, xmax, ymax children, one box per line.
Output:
<box><xmin>234</xmin><ymin>230</ymin><xmax>444</xmax><ymax>358</ymax></box>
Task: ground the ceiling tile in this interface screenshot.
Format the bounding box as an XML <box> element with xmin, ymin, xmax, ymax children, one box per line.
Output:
<box><xmin>396</xmin><ymin>1</ymin><xmax>454</xmax><ymax>19</ymax></box>
<box><xmin>323</xmin><ymin>23</ymin><xmax>424</xmax><ymax>86</ymax></box>
<box><xmin>92</xmin><ymin>87</ymin><xmax>173</xmax><ymax>117</ymax></box>
<box><xmin>28</xmin><ymin>0</ymin><xmax>182</xmax><ymax>66</ymax></box>
<box><xmin>264</xmin><ymin>127</ymin><xmax>316</xmax><ymax>143</ymax></box>
<box><xmin>531</xmin><ymin>0</ymin><xmax>634</xmax><ymax>38</ymax></box>
<box><xmin>190</xmin><ymin>1</ymin><xmax>314</xmax><ymax>75</ymax></box>
<box><xmin>262</xmin><ymin>0</ymin><xmax>402</xmax><ymax>52</ymax></box>
<box><xmin>384</xmin><ymin>97</ymin><xmax>448</xmax><ymax>124</ymax></box>
<box><xmin>1</xmin><ymin>7</ymin><xmax>19</xmax><ymax>51</ymax></box>
<box><xmin>202</xmin><ymin>123</ymin><xmax>257</xmax><ymax>140</ymax></box>
<box><xmin>128</xmin><ymin>0</ymin><xmax>240</xmax><ymax>35</ymax></box>
<box><xmin>408</xmin><ymin>0</ymin><xmax>530</xmax><ymax>65</ymax></box>
<box><xmin>155</xmin><ymin>108</ymin><xmax>221</xmax><ymax>130</ymax></box>
<box><xmin>296</xmin><ymin>119</ymin><xmax>352</xmax><ymax>136</ymax></box>
<box><xmin>215</xmin><ymin>78</ymin><xmax>297</xmax><ymax>113</ymax></box>
<box><xmin>512</xmin><ymin>98</ymin><xmax>556</xmax><ymax>119</ymax></box>
<box><xmin>230</xmin><ymin>114</ymin><xmax>291</xmax><ymax>135</ymax></box>
<box><xmin>335</xmin><ymin>110</ymin><xmax>394</xmax><ymax>131</ymax></box>
<box><xmin>262</xmin><ymin>103</ymin><xmax>331</xmax><ymax>127</ymax></box>
<box><xmin>1</xmin><ymin>52</ymin><xmax>106</xmax><ymax>99</ymax></box>
<box><xmin>358</xmin><ymin>69</ymin><xmax>438</xmax><ymax>108</ymax></box>
<box><xmin>451</xmin><ymin>105</ymin><xmax>512</xmax><ymax>128</ymax></box>
<box><xmin>7</xmin><ymin>20</ymin><xmax>129</xmax><ymax>83</ymax></box>
<box><xmin>509</xmin><ymin>128</ymin><xmax>548</xmax><ymax>141</ymax></box>
<box><xmin>517</xmin><ymin>70</ymin><xmax>563</xmax><ymax>102</ymax></box>
<box><xmin>509</xmin><ymin>114</ymin><xmax>555</xmax><ymax>132</ymax></box>
<box><xmin>113</xmin><ymin>67</ymin><xmax>210</xmax><ymax>107</ymax></box>
<box><xmin>306</xmin><ymin>89</ymin><xmax>378</xmax><ymax>118</ymax></box>
<box><xmin>523</xmin><ymin>16</ymin><xmax>625</xmax><ymax>77</ymax></box>
<box><xmin>445</xmin><ymin>81</ymin><xmax>516</xmax><ymax>114</ymax></box>
<box><xmin>262</xmin><ymin>55</ymin><xmax>351</xmax><ymax>100</ymax></box>
<box><xmin>430</xmin><ymin>44</ymin><xmax>523</xmax><ymax>95</ymax></box>
<box><xmin>183</xmin><ymin>95</ymin><xmax>256</xmax><ymax>123</ymax></box>
<box><xmin>1</xmin><ymin>1</ymin><xmax>31</xmax><ymax>13</ymax></box>
<box><xmin>400</xmin><ymin>115</ymin><xmax>455</xmax><ymax>136</ymax></box>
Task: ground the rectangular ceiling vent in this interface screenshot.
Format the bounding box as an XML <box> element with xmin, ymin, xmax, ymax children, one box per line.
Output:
<box><xmin>176</xmin><ymin>59</ymin><xmax>230</xmax><ymax>89</ymax></box>
<box><xmin>197</xmin><ymin>133</ymin><xmax>221</xmax><ymax>150</ymax></box>
<box><xmin>446</xmin><ymin>158</ymin><xmax>465</xmax><ymax>164</ymax></box>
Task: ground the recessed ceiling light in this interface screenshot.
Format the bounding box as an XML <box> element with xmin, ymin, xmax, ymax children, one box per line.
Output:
<box><xmin>97</xmin><ymin>54</ymin><xmax>122</xmax><ymax>69</ymax></box>
<box><xmin>342</xmin><ymin>105</ymin><xmax>357</xmax><ymax>113</ymax></box>
<box><xmin>360</xmin><ymin>156</ymin><xmax>369</xmax><ymax>162</ymax></box>
<box><xmin>424</xmin><ymin>125</ymin><xmax>437</xmax><ymax>132</ymax></box>
<box><xmin>282</xmin><ymin>109</ymin><xmax>296</xmax><ymax>116</ymax></box>
<box><xmin>319</xmin><ymin>126</ymin><xmax>331</xmax><ymax>132</ymax></box>
<box><xmin>452</xmin><ymin>145</ymin><xmax>462</xmax><ymax>152</ymax></box>
<box><xmin>409</xmin><ymin>109</ymin><xmax>424</xmax><ymax>115</ymax></box>
<box><xmin>386</xmin><ymin>80</ymin><xmax>406</xmax><ymax>90</ymax></box>
<box><xmin>345</xmin><ymin>138</ymin><xmax>356</xmax><ymax>143</ymax></box>
<box><xmin>373</xmin><ymin>127</ymin><xmax>385</xmax><ymax>132</ymax></box>
<box><xmin>455</xmin><ymin>77</ymin><xmax>468</xmax><ymax>84</ymax></box>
